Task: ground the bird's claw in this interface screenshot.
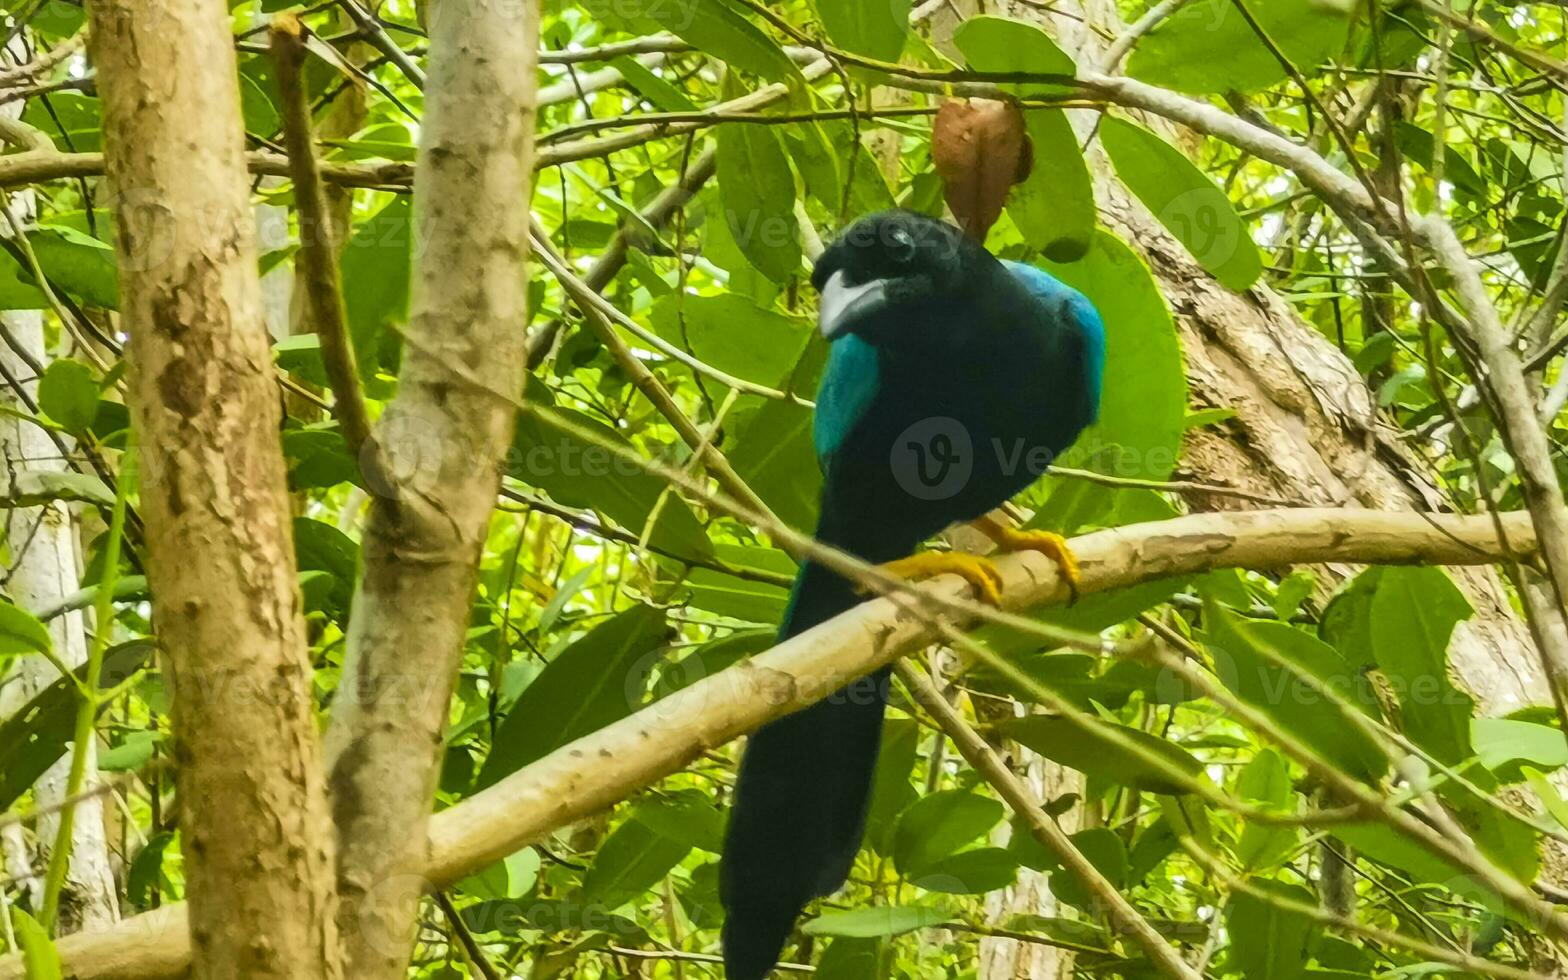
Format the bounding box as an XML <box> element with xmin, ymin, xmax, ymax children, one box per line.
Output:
<box><xmin>870</xmin><ymin>552</ymin><xmax>1006</xmax><ymax>607</ymax></box>
<box><xmin>980</xmin><ymin>525</ymin><xmax>1081</xmax><ymax>603</ymax></box>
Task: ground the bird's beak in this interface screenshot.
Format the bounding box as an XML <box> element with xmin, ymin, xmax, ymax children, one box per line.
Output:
<box><xmin>818</xmin><ymin>270</ymin><xmax>889</xmax><ymax>340</ymax></box>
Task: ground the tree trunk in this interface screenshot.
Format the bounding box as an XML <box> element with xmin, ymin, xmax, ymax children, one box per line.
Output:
<box><xmin>321</xmin><ymin>1</ymin><xmax>540</xmax><ymax>976</ymax></box>
<box><xmin>0</xmin><ymin>85</ymin><xmax>117</xmax><ymax>934</ymax></box>
<box><xmin>86</xmin><ymin>0</ymin><xmax>341</xmax><ymax>975</ymax></box>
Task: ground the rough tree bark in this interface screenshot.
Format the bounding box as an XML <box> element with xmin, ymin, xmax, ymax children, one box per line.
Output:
<box><xmin>85</xmin><ymin>0</ymin><xmax>341</xmax><ymax>976</ymax></box>
<box><xmin>319</xmin><ymin>0</ymin><xmax>540</xmax><ymax>976</ymax></box>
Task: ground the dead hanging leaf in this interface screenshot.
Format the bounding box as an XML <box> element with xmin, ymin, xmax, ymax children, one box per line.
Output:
<box><xmin>931</xmin><ymin>98</ymin><xmax>1033</xmax><ymax>241</ymax></box>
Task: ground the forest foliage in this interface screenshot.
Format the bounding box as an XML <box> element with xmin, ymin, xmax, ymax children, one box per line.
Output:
<box><xmin>2</xmin><ymin>0</ymin><xmax>1568</xmax><ymax>977</ymax></box>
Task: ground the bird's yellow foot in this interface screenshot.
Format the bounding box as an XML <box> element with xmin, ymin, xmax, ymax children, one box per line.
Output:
<box><xmin>975</xmin><ymin>519</ymin><xmax>1081</xmax><ymax>600</ymax></box>
<box><xmin>872</xmin><ymin>552</ymin><xmax>1005</xmax><ymax>606</ymax></box>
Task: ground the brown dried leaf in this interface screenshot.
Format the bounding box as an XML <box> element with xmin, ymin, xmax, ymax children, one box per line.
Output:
<box><xmin>931</xmin><ymin>98</ymin><xmax>1031</xmax><ymax>241</ymax></box>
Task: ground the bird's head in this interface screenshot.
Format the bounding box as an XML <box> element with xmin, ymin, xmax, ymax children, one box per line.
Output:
<box><xmin>810</xmin><ymin>210</ymin><xmax>979</xmax><ymax>344</ymax></box>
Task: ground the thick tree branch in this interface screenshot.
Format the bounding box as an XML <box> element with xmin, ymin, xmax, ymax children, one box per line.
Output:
<box><xmin>10</xmin><ymin>507</ymin><xmax>1542</xmax><ymax>980</ymax></box>
<box><xmin>85</xmin><ymin>0</ymin><xmax>342</xmax><ymax>974</ymax></box>
<box><xmin>320</xmin><ymin>0</ymin><xmax>540</xmax><ymax>976</ymax></box>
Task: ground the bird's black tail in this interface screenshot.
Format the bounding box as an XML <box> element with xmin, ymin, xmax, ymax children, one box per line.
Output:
<box><xmin>720</xmin><ymin>554</ymin><xmax>901</xmax><ymax>979</ymax></box>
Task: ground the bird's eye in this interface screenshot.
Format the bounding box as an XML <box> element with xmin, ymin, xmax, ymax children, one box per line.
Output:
<box><xmin>887</xmin><ymin>226</ymin><xmax>917</xmax><ymax>264</ymax></box>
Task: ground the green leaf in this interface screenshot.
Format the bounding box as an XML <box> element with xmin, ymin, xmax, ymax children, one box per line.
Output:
<box><xmin>1032</xmin><ymin>231</ymin><xmax>1186</xmax><ymax>531</ymax></box>
<box><xmin>1227</xmin><ymin>880</ymin><xmax>1317</xmax><ymax>980</ymax></box>
<box><xmin>1393</xmin><ymin>121</ymin><xmax>1485</xmax><ymax>195</ymax></box>
<box><xmin>1525</xmin><ymin>767</ymin><xmax>1568</xmax><ymax>831</ymax></box>
<box><xmin>1369</xmin><ymin>566</ymin><xmax>1474</xmax><ymax>765</ymax></box>
<box><xmin>1127</xmin><ymin>0</ymin><xmax>1352</xmax><ymax>94</ymax></box>
<box><xmin>952</xmin><ymin>16</ymin><xmax>1076</xmax><ymax>90</ymax></box>
<box><xmin>9</xmin><ymin>908</ymin><xmax>62</xmax><ymax>980</ymax></box>
<box><xmin>727</xmin><ymin>396</ymin><xmax>821</xmax><ymax>532</ymax></box>
<box><xmin>650</xmin><ymin>293</ymin><xmax>811</xmax><ymax>385</ymax></box>
<box><xmin>1009</xmin><ymin>110</ymin><xmax>1096</xmax><ymax>261</ymax></box>
<box><xmin>1204</xmin><ymin>605</ymin><xmax>1386</xmax><ymax>781</ymax></box>
<box><xmin>626</xmin><ymin>0</ymin><xmax>802</xmax><ymax>84</ymax></box>
<box><xmin>98</xmin><ymin>730</ymin><xmax>162</xmax><ymax>772</ymax></box>
<box><xmin>29</xmin><ymin>226</ymin><xmax>119</xmax><ymax>308</ymax></box>
<box><xmin>340</xmin><ymin>195</ymin><xmax>412</xmax><ymax>382</ymax></box>
<box><xmin>1101</xmin><ymin>118</ymin><xmax>1262</xmax><ymax>290</ymax></box>
<box><xmin>1049</xmin><ymin>828</ymin><xmax>1127</xmax><ymax>910</ymax></box>
<box><xmin>38</xmin><ymin>359</ymin><xmax>100</xmax><ymax>434</ymax></box>
<box><xmin>910</xmin><ymin>846</ymin><xmax>1019</xmax><ymax>894</ymax></box>
<box><xmin>803</xmin><ymin>904</ymin><xmax>948</xmax><ymax>938</ymax></box>
<box><xmin>580</xmin><ymin>813</ymin><xmax>691</xmax><ymax>911</ymax></box>
<box><xmin>864</xmin><ymin>717</ymin><xmax>920</xmax><ymax>854</ymax></box>
<box><xmin>478</xmin><ymin>605</ymin><xmax>667</xmax><ymax>788</ymax></box>
<box><xmin>127</xmin><ymin>831</ymin><xmax>175</xmax><ymax>909</ymax></box>
<box><xmin>636</xmin><ymin>789</ymin><xmax>727</xmax><ymax>854</ymax></box>
<box><xmin>0</xmin><ymin>598</ymin><xmax>52</xmax><ymax>659</ymax></box>
<box><xmin>893</xmin><ymin>789</ymin><xmax>1004</xmax><ymax>875</ymax></box>
<box><xmin>292</xmin><ymin>517</ymin><xmax>358</xmax><ymax>617</ymax></box>
<box><xmin>510</xmin><ymin>406</ymin><xmax>713</xmax><ymax>561</ymax></box>
<box><xmin>1473</xmin><ymin>718</ymin><xmax>1568</xmax><ymax>779</ymax></box>
<box><xmin>611</xmin><ymin>55</ymin><xmax>696</xmax><ymax>111</ymax></box>
<box><xmin>815</xmin><ymin>937</ymin><xmax>886</xmax><ymax>980</ymax></box>
<box><xmin>999</xmin><ymin>714</ymin><xmax>1205</xmax><ymax>795</ymax></box>
<box><xmin>683</xmin><ymin>544</ymin><xmax>794</xmax><ymax>623</ymax></box>
<box><xmin>1235</xmin><ymin>749</ymin><xmax>1300</xmax><ymax>871</ymax></box>
<box><xmin>716</xmin><ymin>121</ymin><xmax>801</xmax><ymax>283</ymax></box>
<box><xmin>0</xmin><ymin>642</ymin><xmax>151</xmax><ymax>811</ymax></box>
<box><xmin>813</xmin><ymin>0</ymin><xmax>909</xmax><ymax>61</ymax></box>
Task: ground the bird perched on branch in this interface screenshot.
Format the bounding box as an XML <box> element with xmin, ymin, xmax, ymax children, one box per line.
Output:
<box><xmin>720</xmin><ymin>209</ymin><xmax>1106</xmax><ymax>978</ymax></box>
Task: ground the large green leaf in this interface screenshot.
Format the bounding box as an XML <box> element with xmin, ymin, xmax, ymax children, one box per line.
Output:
<box><xmin>804</xmin><ymin>905</ymin><xmax>948</xmax><ymax>938</ymax></box>
<box><xmin>893</xmin><ymin>789</ymin><xmax>1004</xmax><ymax>875</ymax></box>
<box><xmin>607</xmin><ymin>0</ymin><xmax>802</xmax><ymax>84</ymax></box>
<box><xmin>1369</xmin><ymin>566</ymin><xmax>1474</xmax><ymax>765</ymax></box>
<box><xmin>864</xmin><ymin>716</ymin><xmax>920</xmax><ymax>854</ymax></box>
<box><xmin>1101</xmin><ymin>117</ymin><xmax>1262</xmax><ymax>291</ymax></box>
<box><xmin>999</xmin><ymin>714</ymin><xmax>1204</xmax><ymax>794</ymax></box>
<box><xmin>1227</xmin><ymin>880</ymin><xmax>1317</xmax><ymax>980</ymax></box>
<box><xmin>1235</xmin><ymin>749</ymin><xmax>1300</xmax><ymax>871</ymax></box>
<box><xmin>510</xmin><ymin>406</ymin><xmax>713</xmax><ymax>561</ymax></box>
<box><xmin>650</xmin><ymin>293</ymin><xmax>811</xmax><ymax>385</ymax></box>
<box><xmin>1127</xmin><ymin>0</ymin><xmax>1352</xmax><ymax>94</ymax></box>
<box><xmin>636</xmin><ymin>788</ymin><xmax>727</xmax><ymax>854</ymax></box>
<box><xmin>951</xmin><ymin>16</ymin><xmax>1075</xmax><ymax>87</ymax></box>
<box><xmin>30</xmin><ymin>226</ymin><xmax>119</xmax><ymax>308</ymax></box>
<box><xmin>478</xmin><ymin>604</ymin><xmax>668</xmax><ymax>788</ymax></box>
<box><xmin>1204</xmin><ymin>604</ymin><xmax>1386</xmax><ymax>781</ymax></box>
<box><xmin>340</xmin><ymin>195</ymin><xmax>412</xmax><ymax>382</ymax></box>
<box><xmin>682</xmin><ymin>544</ymin><xmax>794</xmax><ymax>623</ymax></box>
<box><xmin>1473</xmin><ymin>718</ymin><xmax>1568</xmax><ymax>777</ymax></box>
<box><xmin>581</xmin><ymin>811</ymin><xmax>691</xmax><ymax>911</ymax></box>
<box><xmin>911</xmin><ymin>846</ymin><xmax>1019</xmax><ymax>894</ymax></box>
<box><xmin>38</xmin><ymin>359</ymin><xmax>100</xmax><ymax>434</ymax></box>
<box><xmin>813</xmin><ymin>0</ymin><xmax>909</xmax><ymax>61</ymax></box>
<box><xmin>1010</xmin><ymin>110</ymin><xmax>1096</xmax><ymax>261</ymax></box>
<box><xmin>727</xmin><ymin>396</ymin><xmax>821</xmax><ymax>533</ymax></box>
<box><xmin>9</xmin><ymin>908</ymin><xmax>62</xmax><ymax>980</ymax></box>
<box><xmin>716</xmin><ymin>122</ymin><xmax>801</xmax><ymax>283</ymax></box>
<box><xmin>0</xmin><ymin>642</ymin><xmax>151</xmax><ymax>811</ymax></box>
<box><xmin>1032</xmin><ymin>231</ymin><xmax>1186</xmax><ymax>530</ymax></box>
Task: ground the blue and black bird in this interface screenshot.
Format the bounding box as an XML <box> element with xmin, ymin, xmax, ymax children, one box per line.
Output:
<box><xmin>719</xmin><ymin>210</ymin><xmax>1107</xmax><ymax>978</ymax></box>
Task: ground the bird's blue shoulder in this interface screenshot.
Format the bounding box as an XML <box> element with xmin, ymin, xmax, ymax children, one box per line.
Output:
<box><xmin>1001</xmin><ymin>259</ymin><xmax>1106</xmax><ymax>418</ymax></box>
<box><xmin>813</xmin><ymin>333</ymin><xmax>880</xmax><ymax>467</ymax></box>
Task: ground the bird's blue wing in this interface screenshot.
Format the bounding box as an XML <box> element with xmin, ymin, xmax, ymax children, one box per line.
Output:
<box><xmin>812</xmin><ymin>334</ymin><xmax>880</xmax><ymax>470</ymax></box>
<box><xmin>1001</xmin><ymin>259</ymin><xmax>1106</xmax><ymax>419</ymax></box>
